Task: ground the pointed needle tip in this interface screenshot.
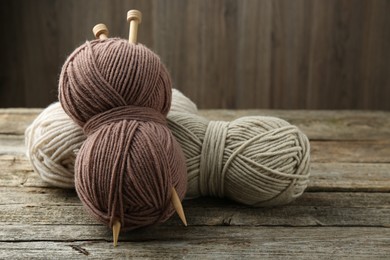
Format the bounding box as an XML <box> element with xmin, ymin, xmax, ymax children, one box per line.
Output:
<box><xmin>112</xmin><ymin>220</ymin><xmax>121</xmax><ymax>247</ymax></box>
<box><xmin>171</xmin><ymin>187</ymin><xmax>188</xmax><ymax>227</ymax></box>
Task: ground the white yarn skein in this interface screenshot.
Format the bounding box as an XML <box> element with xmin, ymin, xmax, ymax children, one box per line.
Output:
<box><xmin>25</xmin><ymin>89</ymin><xmax>196</xmax><ymax>188</ymax></box>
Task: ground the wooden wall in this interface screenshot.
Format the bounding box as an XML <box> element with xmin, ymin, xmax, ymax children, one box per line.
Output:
<box><xmin>1</xmin><ymin>0</ymin><xmax>389</xmax><ymax>109</ymax></box>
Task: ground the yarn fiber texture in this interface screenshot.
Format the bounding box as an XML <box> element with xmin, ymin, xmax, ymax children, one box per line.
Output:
<box><xmin>25</xmin><ymin>90</ymin><xmax>191</xmax><ymax>189</ymax></box>
<box><xmin>168</xmin><ymin>112</ymin><xmax>310</xmax><ymax>206</ymax></box>
<box><xmin>58</xmin><ymin>38</ymin><xmax>187</xmax><ymax>230</ymax></box>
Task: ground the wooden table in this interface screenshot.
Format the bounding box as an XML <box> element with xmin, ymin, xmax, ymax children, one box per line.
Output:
<box><xmin>1</xmin><ymin>109</ymin><xmax>389</xmax><ymax>259</ymax></box>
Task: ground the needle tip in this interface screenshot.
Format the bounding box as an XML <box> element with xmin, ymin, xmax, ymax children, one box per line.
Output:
<box><xmin>112</xmin><ymin>220</ymin><xmax>121</xmax><ymax>247</ymax></box>
<box><xmin>171</xmin><ymin>187</ymin><xmax>188</xmax><ymax>226</ymax></box>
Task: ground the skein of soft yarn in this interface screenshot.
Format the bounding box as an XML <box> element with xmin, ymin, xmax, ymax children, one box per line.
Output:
<box><xmin>58</xmin><ymin>38</ymin><xmax>187</xmax><ymax>230</ymax></box>
<box><xmin>167</xmin><ymin>112</ymin><xmax>310</xmax><ymax>206</ymax></box>
<box><xmin>25</xmin><ymin>89</ymin><xmax>192</xmax><ymax>189</ymax></box>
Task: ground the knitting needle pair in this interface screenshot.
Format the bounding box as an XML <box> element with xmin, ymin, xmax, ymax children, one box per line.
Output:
<box><xmin>92</xmin><ymin>10</ymin><xmax>187</xmax><ymax>247</ymax></box>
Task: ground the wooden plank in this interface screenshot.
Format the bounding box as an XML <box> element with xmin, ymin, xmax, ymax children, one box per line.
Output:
<box><xmin>3</xmin><ymin>1</ymin><xmax>390</xmax><ymax>110</ymax></box>
<box><xmin>0</xmin><ymin>227</ymin><xmax>389</xmax><ymax>259</ymax></box>
<box><xmin>155</xmin><ymin>0</ymin><xmax>240</xmax><ymax>108</ymax></box>
<box><xmin>0</xmin><ymin>0</ymin><xmax>26</xmax><ymax>107</ymax></box>
<box><xmin>1</xmin><ymin>187</ymin><xmax>389</xmax><ymax>227</ymax></box>
<box><xmin>0</xmin><ymin>0</ymin><xmax>156</xmax><ymax>108</ymax></box>
<box><xmin>2</xmin><ymin>109</ymin><xmax>390</xmax><ymax>141</ymax></box>
<box><xmin>0</xmin><ymin>109</ymin><xmax>42</xmax><ymax>135</ymax></box>
<box><xmin>307</xmin><ymin>1</ymin><xmax>367</xmax><ymax>110</ymax></box>
<box><xmin>360</xmin><ymin>0</ymin><xmax>390</xmax><ymax>110</ymax></box>
<box><xmin>308</xmin><ymin>162</ymin><xmax>390</xmax><ymax>192</ymax></box>
<box><xmin>2</xmin><ymin>154</ymin><xmax>390</xmax><ymax>191</ymax></box>
<box><xmin>0</xmin><ymin>136</ymin><xmax>26</xmax><ymax>156</ymax></box>
<box><xmin>311</xmin><ymin>140</ymin><xmax>390</xmax><ymax>163</ymax></box>
<box><xmin>236</xmin><ymin>0</ymin><xmax>272</xmax><ymax>108</ymax></box>
<box><xmin>20</xmin><ymin>0</ymin><xmax>61</xmax><ymax>107</ymax></box>
<box><xmin>270</xmin><ymin>0</ymin><xmax>313</xmax><ymax>109</ymax></box>
<box><xmin>0</xmin><ymin>155</ymin><xmax>46</xmax><ymax>188</ymax></box>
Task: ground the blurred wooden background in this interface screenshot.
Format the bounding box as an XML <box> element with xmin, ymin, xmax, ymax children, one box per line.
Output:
<box><xmin>1</xmin><ymin>0</ymin><xmax>389</xmax><ymax>109</ymax></box>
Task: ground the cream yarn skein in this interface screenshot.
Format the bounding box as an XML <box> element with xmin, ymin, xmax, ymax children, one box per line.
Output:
<box><xmin>25</xmin><ymin>89</ymin><xmax>193</xmax><ymax>188</ymax></box>
<box><xmin>167</xmin><ymin>112</ymin><xmax>310</xmax><ymax>206</ymax></box>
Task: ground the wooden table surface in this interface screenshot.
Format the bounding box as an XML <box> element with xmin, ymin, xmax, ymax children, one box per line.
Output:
<box><xmin>1</xmin><ymin>109</ymin><xmax>389</xmax><ymax>259</ymax></box>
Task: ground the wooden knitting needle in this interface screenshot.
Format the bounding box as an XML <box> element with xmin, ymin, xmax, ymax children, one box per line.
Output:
<box><xmin>92</xmin><ymin>23</ymin><xmax>109</xmax><ymax>39</ymax></box>
<box><xmin>127</xmin><ymin>10</ymin><xmax>142</xmax><ymax>44</ymax></box>
<box><xmin>112</xmin><ymin>219</ymin><xmax>121</xmax><ymax>247</ymax></box>
<box><xmin>127</xmin><ymin>9</ymin><xmax>188</xmax><ymax>227</ymax></box>
<box><xmin>92</xmin><ymin>25</ymin><xmax>122</xmax><ymax>246</ymax></box>
<box><xmin>171</xmin><ymin>187</ymin><xmax>187</xmax><ymax>226</ymax></box>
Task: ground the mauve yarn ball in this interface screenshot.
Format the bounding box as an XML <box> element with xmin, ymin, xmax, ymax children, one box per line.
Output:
<box><xmin>58</xmin><ymin>38</ymin><xmax>187</xmax><ymax>230</ymax></box>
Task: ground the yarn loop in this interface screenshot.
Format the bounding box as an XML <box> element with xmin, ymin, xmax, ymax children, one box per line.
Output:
<box><xmin>83</xmin><ymin>105</ymin><xmax>166</xmax><ymax>135</ymax></box>
<box><xmin>200</xmin><ymin>120</ymin><xmax>229</xmax><ymax>197</ymax></box>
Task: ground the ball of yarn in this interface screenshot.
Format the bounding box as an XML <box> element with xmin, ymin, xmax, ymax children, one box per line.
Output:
<box><xmin>167</xmin><ymin>112</ymin><xmax>310</xmax><ymax>206</ymax></box>
<box><xmin>25</xmin><ymin>89</ymin><xmax>195</xmax><ymax>189</ymax></box>
<box><xmin>58</xmin><ymin>38</ymin><xmax>187</xmax><ymax>230</ymax></box>
<box><xmin>25</xmin><ymin>102</ymin><xmax>86</xmax><ymax>188</ymax></box>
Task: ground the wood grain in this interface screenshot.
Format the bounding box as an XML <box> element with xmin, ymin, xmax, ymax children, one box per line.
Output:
<box><xmin>0</xmin><ymin>109</ymin><xmax>389</xmax><ymax>258</ymax></box>
<box><xmin>308</xmin><ymin>163</ymin><xmax>390</xmax><ymax>192</ymax></box>
<box><xmin>1</xmin><ymin>188</ymin><xmax>390</xmax><ymax>228</ymax></box>
<box><xmin>0</xmin><ymin>228</ymin><xmax>389</xmax><ymax>259</ymax></box>
<box><xmin>1</xmin><ymin>0</ymin><xmax>389</xmax><ymax>109</ymax></box>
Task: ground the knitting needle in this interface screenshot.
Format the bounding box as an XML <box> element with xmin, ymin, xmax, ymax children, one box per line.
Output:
<box><xmin>112</xmin><ymin>219</ymin><xmax>121</xmax><ymax>247</ymax></box>
<box><xmin>171</xmin><ymin>187</ymin><xmax>188</xmax><ymax>226</ymax></box>
<box><xmin>126</xmin><ymin>9</ymin><xmax>188</xmax><ymax>227</ymax></box>
<box><xmin>92</xmin><ymin>24</ymin><xmax>122</xmax><ymax>247</ymax></box>
<box><xmin>92</xmin><ymin>23</ymin><xmax>109</xmax><ymax>40</ymax></box>
<box><xmin>127</xmin><ymin>9</ymin><xmax>142</xmax><ymax>44</ymax></box>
